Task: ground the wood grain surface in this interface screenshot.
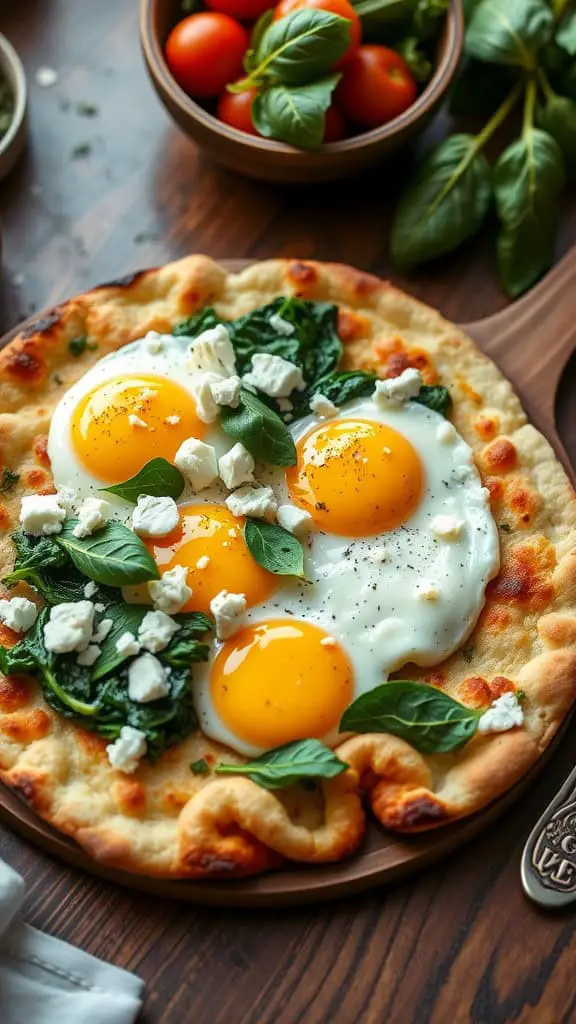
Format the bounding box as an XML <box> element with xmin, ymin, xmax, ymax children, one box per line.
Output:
<box><xmin>2</xmin><ymin>2</ymin><xmax>576</xmax><ymax>1022</ymax></box>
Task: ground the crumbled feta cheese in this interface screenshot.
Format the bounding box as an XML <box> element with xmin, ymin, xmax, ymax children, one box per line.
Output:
<box><xmin>77</xmin><ymin>644</ymin><xmax>101</xmax><ymax>667</ymax></box>
<box><xmin>143</xmin><ymin>330</ymin><xmax>164</xmax><ymax>355</ymax></box>
<box><xmin>243</xmin><ymin>353</ymin><xmax>305</xmax><ymax>398</ymax></box>
<box><xmin>370</xmin><ymin>546</ymin><xmax>389</xmax><ymax>563</ymax></box>
<box><xmin>138</xmin><ymin>609</ymin><xmax>180</xmax><ymax>653</ymax></box>
<box><xmin>210</xmin><ymin>590</ymin><xmax>247</xmax><ymax>640</ymax></box>
<box><xmin>165</xmin><ymin>414</ymin><xmax>180</xmax><ymax>425</ymax></box>
<box><xmin>35</xmin><ymin>66</ymin><xmax>58</xmax><ymax>88</ymax></box>
<box><xmin>210</xmin><ymin>375</ymin><xmax>242</xmax><ymax>409</ymax></box>
<box><xmin>309</xmin><ymin>393</ymin><xmax>339</xmax><ymax>419</ymax></box>
<box><xmin>196</xmin><ymin>555</ymin><xmax>210</xmax><ymax>570</ymax></box>
<box><xmin>94</xmin><ymin>602</ymin><xmax>106</xmax><ymax>613</ymax></box>
<box><xmin>436</xmin><ymin>421</ymin><xmax>456</xmax><ymax>444</ymax></box>
<box><xmin>0</xmin><ymin>597</ymin><xmax>38</xmax><ymax>634</ymax></box>
<box><xmin>320</xmin><ymin>636</ymin><xmax>336</xmax><ymax>647</ymax></box>
<box><xmin>277</xmin><ymin>398</ymin><xmax>293</xmax><ymax>412</ymax></box>
<box><xmin>56</xmin><ymin>486</ymin><xmax>78</xmax><ymax>513</ymax></box>
<box><xmin>128</xmin><ymin>413</ymin><xmax>147</xmax><ymax>428</ymax></box>
<box><xmin>478</xmin><ymin>692</ymin><xmax>524</xmax><ymax>734</ymax></box>
<box><xmin>72</xmin><ymin>497</ymin><xmax>110</xmax><ymax>539</ymax></box>
<box><xmin>218</xmin><ymin>443</ymin><xmax>255</xmax><ymax>490</ymax></box>
<box><xmin>269</xmin><ymin>313</ymin><xmax>295</xmax><ymax>336</ymax></box>
<box><xmin>276</xmin><ymin>503</ymin><xmax>312</xmax><ymax>537</ymax></box>
<box><xmin>19</xmin><ymin>493</ymin><xmax>67</xmax><ymax>536</ymax></box>
<box><xmin>373</xmin><ymin>368</ymin><xmax>422</xmax><ymax>407</ymax></box>
<box><xmin>189</xmin><ymin>371</ymin><xmax>222</xmax><ymax>423</ymax></box>
<box><xmin>225</xmin><ymin>485</ymin><xmax>277</xmax><ymax>521</ymax></box>
<box><xmin>415</xmin><ymin>582</ymin><xmax>440</xmax><ymax>601</ymax></box>
<box><xmin>128</xmin><ymin>653</ymin><xmax>170</xmax><ymax>703</ymax></box>
<box><xmin>107</xmin><ymin>725</ymin><xmax>147</xmax><ymax>773</ymax></box>
<box><xmin>430</xmin><ymin>515</ymin><xmax>465</xmax><ymax>541</ymax></box>
<box><xmin>115</xmin><ymin>631</ymin><xmax>141</xmax><ymax>657</ymax></box>
<box><xmin>132</xmin><ymin>494</ymin><xmax>179</xmax><ymax>538</ymax></box>
<box><xmin>83</xmin><ymin>581</ymin><xmax>98</xmax><ymax>599</ymax></box>
<box><xmin>44</xmin><ymin>601</ymin><xmax>95</xmax><ymax>653</ymax></box>
<box><xmin>187</xmin><ymin>325</ymin><xmax>236</xmax><ymax>377</ymax></box>
<box><xmin>92</xmin><ymin>618</ymin><xmax>113</xmax><ymax>643</ymax></box>
<box><xmin>148</xmin><ymin>565</ymin><xmax>192</xmax><ymax>614</ymax></box>
<box><xmin>174</xmin><ymin>438</ymin><xmax>218</xmax><ymax>491</ymax></box>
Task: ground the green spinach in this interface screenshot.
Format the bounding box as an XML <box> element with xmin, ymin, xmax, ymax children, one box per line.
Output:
<box><xmin>412</xmin><ymin>384</ymin><xmax>452</xmax><ymax>417</ymax></box>
<box><xmin>0</xmin><ymin>468</ymin><xmax>20</xmax><ymax>493</ymax></box>
<box><xmin>215</xmin><ymin>739</ymin><xmax>348</xmax><ymax>789</ymax></box>
<box><xmin>220</xmin><ymin>389</ymin><xmax>297</xmax><ymax>466</ymax></box>
<box><xmin>56</xmin><ymin>521</ymin><xmax>160</xmax><ymax>587</ymax></box>
<box><xmin>100</xmin><ymin>457</ymin><xmax>185</xmax><ymax>504</ymax></box>
<box><xmin>244</xmin><ymin>519</ymin><xmax>305</xmax><ymax>577</ymax></box>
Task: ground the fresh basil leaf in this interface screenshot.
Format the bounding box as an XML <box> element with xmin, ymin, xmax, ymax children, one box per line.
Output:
<box><xmin>255</xmin><ymin>10</ymin><xmax>350</xmax><ymax>85</ymax></box>
<box><xmin>449</xmin><ymin>58</ymin><xmax>517</xmax><ymax>117</ymax></box>
<box><xmin>391</xmin><ymin>134</ymin><xmax>492</xmax><ymax>270</ymax></box>
<box><xmin>536</xmin><ymin>94</ymin><xmax>576</xmax><ymax>178</ymax></box>
<box><xmin>172</xmin><ymin>307</ymin><xmax>223</xmax><ymax>338</ymax></box>
<box><xmin>190</xmin><ymin>758</ymin><xmax>209</xmax><ymax>774</ymax></box>
<box><xmin>56</xmin><ymin>521</ymin><xmax>160</xmax><ymax>587</ymax></box>
<box><xmin>0</xmin><ymin>468</ymin><xmax>19</xmax><ymax>493</ymax></box>
<box><xmin>494</xmin><ymin>128</ymin><xmax>565</xmax><ymax>298</ymax></box>
<box><xmin>292</xmin><ymin>369</ymin><xmax>376</xmax><ymax>418</ymax></box>
<box><xmin>396</xmin><ymin>36</ymin><xmax>433</xmax><ymax>84</ymax></box>
<box><xmin>556</xmin><ymin>9</ymin><xmax>576</xmax><ymax>57</ymax></box>
<box><xmin>412</xmin><ymin>384</ymin><xmax>452</xmax><ymax>417</ymax></box>
<box><xmin>340</xmin><ymin>680</ymin><xmax>480</xmax><ymax>754</ymax></box>
<box><xmin>215</xmin><ymin>738</ymin><xmax>348</xmax><ymax>789</ymax></box>
<box><xmin>244</xmin><ymin>9</ymin><xmax>275</xmax><ymax>72</ymax></box>
<box><xmin>100</xmin><ymin>457</ymin><xmax>185</xmax><ymax>504</ymax></box>
<box><xmin>253</xmin><ymin>74</ymin><xmax>340</xmax><ymax>150</ymax></box>
<box><xmin>244</xmin><ymin>519</ymin><xmax>305</xmax><ymax>577</ymax></box>
<box><xmin>466</xmin><ymin>0</ymin><xmax>553</xmax><ymax>69</ymax></box>
<box><xmin>220</xmin><ymin>389</ymin><xmax>297</xmax><ymax>466</ymax></box>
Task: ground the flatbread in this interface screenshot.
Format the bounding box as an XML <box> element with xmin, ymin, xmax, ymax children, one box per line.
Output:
<box><xmin>0</xmin><ymin>255</ymin><xmax>574</xmax><ymax>879</ymax></box>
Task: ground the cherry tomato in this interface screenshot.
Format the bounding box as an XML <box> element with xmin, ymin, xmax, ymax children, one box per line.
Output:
<box><xmin>205</xmin><ymin>0</ymin><xmax>275</xmax><ymax>18</ymax></box>
<box><xmin>323</xmin><ymin>101</ymin><xmax>346</xmax><ymax>143</ymax></box>
<box><xmin>165</xmin><ymin>13</ymin><xmax>248</xmax><ymax>98</ymax></box>
<box><xmin>274</xmin><ymin>0</ymin><xmax>361</xmax><ymax>68</ymax></box>
<box><xmin>336</xmin><ymin>45</ymin><xmax>417</xmax><ymax>129</ymax></box>
<box><xmin>217</xmin><ymin>85</ymin><xmax>259</xmax><ymax>135</ymax></box>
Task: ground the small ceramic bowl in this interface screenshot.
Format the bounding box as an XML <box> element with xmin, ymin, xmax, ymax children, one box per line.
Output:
<box><xmin>140</xmin><ymin>0</ymin><xmax>463</xmax><ymax>184</ymax></box>
<box><xmin>0</xmin><ymin>34</ymin><xmax>27</xmax><ymax>184</ymax></box>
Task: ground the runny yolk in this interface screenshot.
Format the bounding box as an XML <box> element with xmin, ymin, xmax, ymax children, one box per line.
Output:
<box><xmin>286</xmin><ymin>417</ymin><xmax>424</xmax><ymax>536</ymax></box>
<box><xmin>71</xmin><ymin>374</ymin><xmax>206</xmax><ymax>483</ymax></box>
<box><xmin>210</xmin><ymin>619</ymin><xmax>354</xmax><ymax>749</ymax></box>
<box><xmin>146</xmin><ymin>503</ymin><xmax>278</xmax><ymax>615</ymax></box>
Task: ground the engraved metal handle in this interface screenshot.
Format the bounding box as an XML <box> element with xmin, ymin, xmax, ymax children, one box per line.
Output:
<box><xmin>521</xmin><ymin>764</ymin><xmax>576</xmax><ymax>908</ymax></box>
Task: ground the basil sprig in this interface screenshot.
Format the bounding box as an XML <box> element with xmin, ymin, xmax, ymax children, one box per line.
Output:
<box><xmin>220</xmin><ymin>389</ymin><xmax>297</xmax><ymax>466</ymax></box>
<box><xmin>244</xmin><ymin>519</ymin><xmax>305</xmax><ymax>577</ymax></box>
<box><xmin>252</xmin><ymin>73</ymin><xmax>340</xmax><ymax>151</ymax></box>
<box><xmin>215</xmin><ymin>739</ymin><xmax>348</xmax><ymax>790</ymax></box>
<box><xmin>57</xmin><ymin>520</ymin><xmax>160</xmax><ymax>587</ymax></box>
<box><xmin>340</xmin><ymin>681</ymin><xmax>481</xmax><ymax>754</ymax></box>
<box><xmin>100</xmin><ymin>457</ymin><xmax>185</xmax><ymax>503</ymax></box>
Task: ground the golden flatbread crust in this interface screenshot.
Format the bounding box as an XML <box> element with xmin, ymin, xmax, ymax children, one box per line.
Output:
<box><xmin>0</xmin><ymin>255</ymin><xmax>575</xmax><ymax>879</ymax></box>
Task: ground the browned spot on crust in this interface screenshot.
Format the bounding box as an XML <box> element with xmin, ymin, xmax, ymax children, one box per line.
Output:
<box><xmin>474</xmin><ymin>414</ymin><xmax>499</xmax><ymax>441</ymax></box>
<box><xmin>337</xmin><ymin>310</ymin><xmax>370</xmax><ymax>343</ymax></box>
<box><xmin>2</xmin><ymin>344</ymin><xmax>46</xmax><ymax>385</ymax></box>
<box><xmin>490</xmin><ymin>676</ymin><xmax>515</xmax><ymax>698</ymax></box>
<box><xmin>23</xmin><ymin>468</ymin><xmax>49</xmax><ymax>490</ymax></box>
<box><xmin>341</xmin><ymin>267</ymin><xmax>381</xmax><ymax>298</ymax></box>
<box><xmin>482</xmin><ymin>438</ymin><xmax>517</xmax><ymax>474</ymax></box>
<box><xmin>21</xmin><ymin>310</ymin><xmax>62</xmax><ymax>339</ymax></box>
<box><xmin>96</xmin><ymin>270</ymin><xmax>147</xmax><ymax>290</ymax></box>
<box><xmin>33</xmin><ymin>435</ymin><xmax>50</xmax><ymax>467</ymax></box>
<box><xmin>286</xmin><ymin>261</ymin><xmax>318</xmax><ymax>295</ymax></box>
<box><xmin>486</xmin><ymin>478</ymin><xmax>504</xmax><ymax>508</ymax></box>
<box><xmin>38</xmin><ymin>484</ymin><xmax>57</xmax><ymax>496</ymax></box>
<box><xmin>456</xmin><ymin>376</ymin><xmax>483</xmax><ymax>406</ymax></box>
<box><xmin>489</xmin><ymin>537</ymin><xmax>556</xmax><ymax>611</ymax></box>
<box><xmin>507</xmin><ymin>479</ymin><xmax>539</xmax><ymax>526</ymax></box>
<box><xmin>180</xmin><ymin>288</ymin><xmax>200</xmax><ymax>314</ymax></box>
<box><xmin>424</xmin><ymin>671</ymin><xmax>447</xmax><ymax>689</ymax></box>
<box><xmin>481</xmin><ymin>605</ymin><xmax>512</xmax><ymax>632</ymax></box>
<box><xmin>114</xmin><ymin>779</ymin><xmax>146</xmax><ymax>816</ymax></box>
<box><xmin>75</xmin><ymin>728</ymin><xmax>107</xmax><ymax>757</ymax></box>
<box><xmin>76</xmin><ymin>828</ymin><xmax>133</xmax><ymax>865</ymax></box>
<box><xmin>0</xmin><ymin>504</ymin><xmax>10</xmax><ymax>529</ymax></box>
<box><xmin>0</xmin><ymin>626</ymin><xmax>21</xmax><ymax>649</ymax></box>
<box><xmin>12</xmin><ymin>772</ymin><xmax>49</xmax><ymax>810</ymax></box>
<box><xmin>372</xmin><ymin>337</ymin><xmax>437</xmax><ymax>385</ymax></box>
<box><xmin>389</xmin><ymin>795</ymin><xmax>448</xmax><ymax>830</ymax></box>
<box><xmin>0</xmin><ymin>674</ymin><xmax>31</xmax><ymax>712</ymax></box>
<box><xmin>1</xmin><ymin>708</ymin><xmax>51</xmax><ymax>742</ymax></box>
<box><xmin>457</xmin><ymin>676</ymin><xmax>491</xmax><ymax>708</ymax></box>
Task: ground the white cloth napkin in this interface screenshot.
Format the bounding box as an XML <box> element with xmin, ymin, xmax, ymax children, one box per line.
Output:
<box><xmin>0</xmin><ymin>857</ymin><xmax>144</xmax><ymax>1023</ymax></box>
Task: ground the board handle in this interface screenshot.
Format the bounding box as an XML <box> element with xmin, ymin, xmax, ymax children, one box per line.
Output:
<box><xmin>521</xmin><ymin>762</ymin><xmax>576</xmax><ymax>909</ymax></box>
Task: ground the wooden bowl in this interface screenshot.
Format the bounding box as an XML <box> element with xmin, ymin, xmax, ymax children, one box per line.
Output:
<box><xmin>0</xmin><ymin>34</ymin><xmax>27</xmax><ymax>184</ymax></box>
<box><xmin>140</xmin><ymin>0</ymin><xmax>463</xmax><ymax>184</ymax></box>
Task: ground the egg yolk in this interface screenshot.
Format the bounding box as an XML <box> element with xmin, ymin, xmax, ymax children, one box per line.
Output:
<box><xmin>147</xmin><ymin>503</ymin><xmax>278</xmax><ymax>614</ymax></box>
<box><xmin>210</xmin><ymin>619</ymin><xmax>354</xmax><ymax>749</ymax></box>
<box><xmin>71</xmin><ymin>374</ymin><xmax>206</xmax><ymax>483</ymax></box>
<box><xmin>286</xmin><ymin>418</ymin><xmax>423</xmax><ymax>536</ymax></box>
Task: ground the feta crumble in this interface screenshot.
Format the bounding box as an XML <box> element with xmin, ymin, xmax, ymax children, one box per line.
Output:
<box><xmin>210</xmin><ymin>590</ymin><xmax>247</xmax><ymax>640</ymax></box>
<box><xmin>148</xmin><ymin>565</ymin><xmax>192</xmax><ymax>614</ymax></box>
<box><xmin>165</xmin><ymin>414</ymin><xmax>180</xmax><ymax>425</ymax></box>
<box><xmin>243</xmin><ymin>353</ymin><xmax>305</xmax><ymax>398</ymax></box>
<box><xmin>115</xmin><ymin>631</ymin><xmax>141</xmax><ymax>658</ymax></box>
<box><xmin>44</xmin><ymin>601</ymin><xmax>95</xmax><ymax>653</ymax></box>
<box><xmin>84</xmin><ymin>581</ymin><xmax>98</xmax><ymax>599</ymax></box>
<box><xmin>187</xmin><ymin>325</ymin><xmax>236</xmax><ymax>377</ymax></box>
<box><xmin>196</xmin><ymin>555</ymin><xmax>210</xmax><ymax>570</ymax></box>
<box><xmin>77</xmin><ymin>644</ymin><xmax>101</xmax><ymax>667</ymax></box>
<box><xmin>0</xmin><ymin>597</ymin><xmax>38</xmax><ymax>634</ymax></box>
<box><xmin>92</xmin><ymin>618</ymin><xmax>113</xmax><ymax>643</ymax></box>
<box><xmin>72</xmin><ymin>497</ymin><xmax>110</xmax><ymax>539</ymax></box>
<box><xmin>189</xmin><ymin>372</ymin><xmax>222</xmax><ymax>423</ymax></box>
<box><xmin>477</xmin><ymin>692</ymin><xmax>524</xmax><ymax>734</ymax></box>
<box><xmin>276</xmin><ymin>503</ymin><xmax>312</xmax><ymax>537</ymax></box>
<box><xmin>373</xmin><ymin>368</ymin><xmax>422</xmax><ymax>407</ymax></box>
<box><xmin>309</xmin><ymin>393</ymin><xmax>339</xmax><ymax>419</ymax></box>
<box><xmin>269</xmin><ymin>313</ymin><xmax>295</xmax><ymax>336</ymax></box>
<box><xmin>143</xmin><ymin>330</ymin><xmax>164</xmax><ymax>355</ymax></box>
<box><xmin>19</xmin><ymin>493</ymin><xmax>67</xmax><ymax>536</ymax></box>
<box><xmin>107</xmin><ymin>725</ymin><xmax>147</xmax><ymax>773</ymax></box>
<box><xmin>128</xmin><ymin>653</ymin><xmax>170</xmax><ymax>703</ymax></box>
<box><xmin>218</xmin><ymin>443</ymin><xmax>255</xmax><ymax>490</ymax></box>
<box><xmin>132</xmin><ymin>494</ymin><xmax>179</xmax><ymax>538</ymax></box>
<box><xmin>415</xmin><ymin>582</ymin><xmax>440</xmax><ymax>601</ymax></box>
<box><xmin>430</xmin><ymin>514</ymin><xmax>465</xmax><ymax>541</ymax></box>
<box><xmin>174</xmin><ymin>438</ymin><xmax>218</xmax><ymax>491</ymax></box>
<box><xmin>128</xmin><ymin>413</ymin><xmax>147</xmax><ymax>428</ymax></box>
<box><xmin>225</xmin><ymin>485</ymin><xmax>277</xmax><ymax>521</ymax></box>
<box><xmin>210</xmin><ymin>375</ymin><xmax>242</xmax><ymax>408</ymax></box>
<box><xmin>138</xmin><ymin>609</ymin><xmax>180</xmax><ymax>653</ymax></box>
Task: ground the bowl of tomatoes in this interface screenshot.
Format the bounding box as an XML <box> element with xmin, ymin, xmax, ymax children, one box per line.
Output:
<box><xmin>140</xmin><ymin>0</ymin><xmax>462</xmax><ymax>184</ymax></box>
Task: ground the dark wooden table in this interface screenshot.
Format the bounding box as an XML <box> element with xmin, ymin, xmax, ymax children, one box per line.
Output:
<box><xmin>2</xmin><ymin>3</ymin><xmax>576</xmax><ymax>1022</ymax></box>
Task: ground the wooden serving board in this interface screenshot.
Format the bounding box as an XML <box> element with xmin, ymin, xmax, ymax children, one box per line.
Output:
<box><xmin>0</xmin><ymin>252</ymin><xmax>575</xmax><ymax>907</ymax></box>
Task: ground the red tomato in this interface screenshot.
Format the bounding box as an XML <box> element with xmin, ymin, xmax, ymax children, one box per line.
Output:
<box><xmin>274</xmin><ymin>0</ymin><xmax>361</xmax><ymax>68</ymax></box>
<box><xmin>323</xmin><ymin>102</ymin><xmax>346</xmax><ymax>143</ymax></box>
<box><xmin>217</xmin><ymin>85</ymin><xmax>259</xmax><ymax>135</ymax></box>
<box><xmin>165</xmin><ymin>13</ymin><xmax>249</xmax><ymax>98</ymax></box>
<box><xmin>205</xmin><ymin>0</ymin><xmax>275</xmax><ymax>18</ymax></box>
<box><xmin>336</xmin><ymin>46</ymin><xmax>418</xmax><ymax>129</ymax></box>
